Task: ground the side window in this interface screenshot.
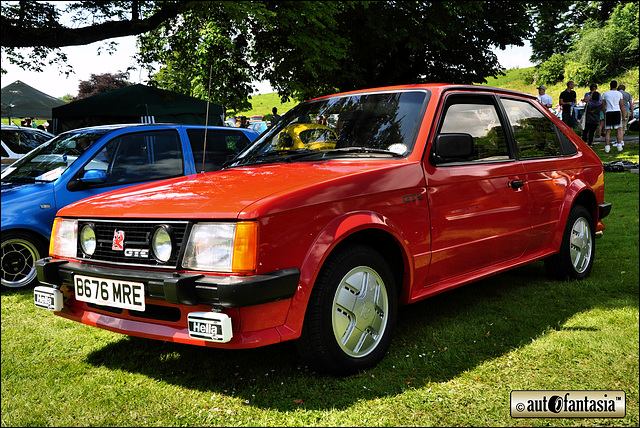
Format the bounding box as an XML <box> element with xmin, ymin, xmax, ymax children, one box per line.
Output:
<box><xmin>435</xmin><ymin>95</ymin><xmax>510</xmax><ymax>164</ymax></box>
<box><xmin>187</xmin><ymin>129</ymin><xmax>251</xmax><ymax>172</ymax></box>
<box><xmin>86</xmin><ymin>130</ymin><xmax>183</xmax><ymax>184</ymax></box>
<box><xmin>502</xmin><ymin>98</ymin><xmax>566</xmax><ymax>158</ymax></box>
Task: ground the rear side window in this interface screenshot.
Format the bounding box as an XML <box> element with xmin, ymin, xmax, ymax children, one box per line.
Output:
<box><xmin>435</xmin><ymin>94</ymin><xmax>511</xmax><ymax>164</ymax></box>
<box><xmin>93</xmin><ymin>130</ymin><xmax>184</xmax><ymax>184</ymax></box>
<box><xmin>501</xmin><ymin>98</ymin><xmax>574</xmax><ymax>158</ymax></box>
<box><xmin>187</xmin><ymin>129</ymin><xmax>251</xmax><ymax>172</ymax></box>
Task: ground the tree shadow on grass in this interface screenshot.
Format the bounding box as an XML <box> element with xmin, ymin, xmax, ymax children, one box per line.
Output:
<box><xmin>84</xmin><ymin>261</ymin><xmax>637</xmax><ymax>412</ymax></box>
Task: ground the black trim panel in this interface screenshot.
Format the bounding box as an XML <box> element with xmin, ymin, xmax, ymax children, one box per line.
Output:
<box><xmin>599</xmin><ymin>202</ymin><xmax>612</xmax><ymax>220</ymax></box>
<box><xmin>36</xmin><ymin>258</ymin><xmax>300</xmax><ymax>308</ymax></box>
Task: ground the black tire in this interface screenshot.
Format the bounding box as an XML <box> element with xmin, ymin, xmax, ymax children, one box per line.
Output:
<box><xmin>296</xmin><ymin>244</ymin><xmax>398</xmax><ymax>376</ymax></box>
<box><xmin>1</xmin><ymin>231</ymin><xmax>48</xmax><ymax>290</ymax></box>
<box><xmin>545</xmin><ymin>205</ymin><xmax>595</xmax><ymax>280</ymax></box>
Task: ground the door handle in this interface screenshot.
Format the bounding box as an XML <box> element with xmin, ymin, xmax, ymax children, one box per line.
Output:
<box><xmin>508</xmin><ymin>180</ymin><xmax>525</xmax><ymax>189</ymax></box>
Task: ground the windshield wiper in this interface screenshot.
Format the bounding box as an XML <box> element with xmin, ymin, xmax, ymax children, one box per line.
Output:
<box><xmin>320</xmin><ymin>147</ymin><xmax>404</xmax><ymax>157</ymax></box>
<box><xmin>232</xmin><ymin>149</ymin><xmax>319</xmax><ymax>166</ymax></box>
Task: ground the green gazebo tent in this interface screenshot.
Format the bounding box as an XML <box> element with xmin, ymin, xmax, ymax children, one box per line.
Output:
<box><xmin>51</xmin><ymin>84</ymin><xmax>224</xmax><ymax>134</ymax></box>
<box><xmin>1</xmin><ymin>80</ymin><xmax>67</xmax><ymax>122</ymax></box>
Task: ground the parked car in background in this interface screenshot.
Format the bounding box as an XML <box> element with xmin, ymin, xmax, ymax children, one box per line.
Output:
<box><xmin>629</xmin><ymin>106</ymin><xmax>639</xmax><ymax>132</ymax></box>
<box><xmin>1</xmin><ymin>124</ymin><xmax>54</xmax><ymax>171</ymax></box>
<box><xmin>33</xmin><ymin>84</ymin><xmax>610</xmax><ymax>375</ymax></box>
<box><xmin>248</xmin><ymin>121</ymin><xmax>268</xmax><ymax>134</ymax></box>
<box><xmin>1</xmin><ymin>123</ymin><xmax>258</xmax><ymax>289</ymax></box>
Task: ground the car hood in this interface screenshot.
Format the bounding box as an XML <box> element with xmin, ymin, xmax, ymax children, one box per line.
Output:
<box><xmin>58</xmin><ymin>161</ymin><xmax>424</xmax><ymax>220</ymax></box>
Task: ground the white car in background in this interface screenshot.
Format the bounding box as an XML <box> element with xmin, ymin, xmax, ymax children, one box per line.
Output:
<box><xmin>1</xmin><ymin>124</ymin><xmax>54</xmax><ymax>170</ymax></box>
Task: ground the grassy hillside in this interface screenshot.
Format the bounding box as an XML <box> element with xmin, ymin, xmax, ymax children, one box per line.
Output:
<box><xmin>238</xmin><ymin>66</ymin><xmax>639</xmax><ymax>119</ymax></box>
<box><xmin>484</xmin><ymin>66</ymin><xmax>639</xmax><ymax>108</ymax></box>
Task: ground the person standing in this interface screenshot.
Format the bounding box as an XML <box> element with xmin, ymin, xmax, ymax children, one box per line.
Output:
<box><xmin>270</xmin><ymin>107</ymin><xmax>282</xmax><ymax>127</ymax></box>
<box><xmin>581</xmin><ymin>92</ymin><xmax>602</xmax><ymax>146</ymax></box>
<box><xmin>536</xmin><ymin>85</ymin><xmax>553</xmax><ymax>108</ymax></box>
<box><xmin>618</xmin><ymin>84</ymin><xmax>634</xmax><ymax>135</ymax></box>
<box><xmin>559</xmin><ymin>81</ymin><xmax>577</xmax><ymax>128</ymax></box>
<box><xmin>601</xmin><ymin>80</ymin><xmax>625</xmax><ymax>153</ymax></box>
<box><xmin>582</xmin><ymin>84</ymin><xmax>598</xmax><ymax>104</ymax></box>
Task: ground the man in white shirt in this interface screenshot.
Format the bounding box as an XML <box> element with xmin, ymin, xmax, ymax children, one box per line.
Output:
<box><xmin>536</xmin><ymin>85</ymin><xmax>553</xmax><ymax>108</ymax></box>
<box><xmin>601</xmin><ymin>80</ymin><xmax>625</xmax><ymax>152</ymax></box>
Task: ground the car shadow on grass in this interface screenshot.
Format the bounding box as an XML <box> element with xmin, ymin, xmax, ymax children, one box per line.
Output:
<box><xmin>82</xmin><ymin>260</ymin><xmax>636</xmax><ymax>412</ymax></box>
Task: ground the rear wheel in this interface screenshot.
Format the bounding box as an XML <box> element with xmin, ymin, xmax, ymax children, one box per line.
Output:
<box><xmin>1</xmin><ymin>231</ymin><xmax>48</xmax><ymax>290</ymax></box>
<box><xmin>545</xmin><ymin>205</ymin><xmax>595</xmax><ymax>280</ymax></box>
<box><xmin>296</xmin><ymin>244</ymin><xmax>397</xmax><ymax>375</ymax></box>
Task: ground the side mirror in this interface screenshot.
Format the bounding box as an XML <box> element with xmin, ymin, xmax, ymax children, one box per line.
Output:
<box><xmin>433</xmin><ymin>133</ymin><xmax>474</xmax><ymax>163</ymax></box>
<box><xmin>80</xmin><ymin>169</ymin><xmax>107</xmax><ymax>184</ymax></box>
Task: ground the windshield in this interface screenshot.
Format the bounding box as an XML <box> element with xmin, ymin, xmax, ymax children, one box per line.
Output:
<box><xmin>1</xmin><ymin>131</ymin><xmax>104</xmax><ymax>182</ymax></box>
<box><xmin>1</xmin><ymin>128</ymin><xmax>52</xmax><ymax>154</ymax></box>
<box><xmin>229</xmin><ymin>90</ymin><xmax>428</xmax><ymax>167</ymax></box>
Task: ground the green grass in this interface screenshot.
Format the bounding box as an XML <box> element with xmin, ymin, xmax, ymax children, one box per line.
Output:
<box><xmin>484</xmin><ymin>67</ymin><xmax>639</xmax><ymax>110</ymax></box>
<box><xmin>2</xmin><ymin>146</ymin><xmax>638</xmax><ymax>426</ymax></box>
<box><xmin>232</xmin><ymin>92</ymin><xmax>299</xmax><ymax>120</ymax></box>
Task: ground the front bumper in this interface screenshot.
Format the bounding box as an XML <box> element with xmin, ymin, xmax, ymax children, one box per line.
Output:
<box><xmin>36</xmin><ymin>258</ymin><xmax>300</xmax><ymax>308</ymax></box>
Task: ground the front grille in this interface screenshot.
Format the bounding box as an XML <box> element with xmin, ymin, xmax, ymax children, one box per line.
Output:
<box><xmin>77</xmin><ymin>219</ymin><xmax>189</xmax><ymax>268</ymax></box>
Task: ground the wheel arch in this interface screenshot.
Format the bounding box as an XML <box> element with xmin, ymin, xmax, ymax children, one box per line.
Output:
<box><xmin>278</xmin><ymin>211</ymin><xmax>412</xmax><ymax>341</ymax></box>
<box><xmin>551</xmin><ymin>181</ymin><xmax>598</xmax><ymax>252</ymax></box>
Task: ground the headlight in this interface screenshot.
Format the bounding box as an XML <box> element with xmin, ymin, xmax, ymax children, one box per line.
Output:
<box><xmin>79</xmin><ymin>223</ymin><xmax>96</xmax><ymax>256</ymax></box>
<box><xmin>151</xmin><ymin>225</ymin><xmax>173</xmax><ymax>262</ymax></box>
<box><xmin>182</xmin><ymin>222</ymin><xmax>257</xmax><ymax>272</ymax></box>
<box><xmin>50</xmin><ymin>218</ymin><xmax>78</xmax><ymax>258</ymax></box>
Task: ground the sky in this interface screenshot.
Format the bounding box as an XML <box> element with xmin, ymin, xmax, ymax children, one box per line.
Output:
<box><xmin>2</xmin><ymin>36</ymin><xmax>534</xmax><ymax>99</ymax></box>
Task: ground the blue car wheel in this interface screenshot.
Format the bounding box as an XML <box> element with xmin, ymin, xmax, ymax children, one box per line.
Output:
<box><xmin>1</xmin><ymin>231</ymin><xmax>47</xmax><ymax>290</ymax></box>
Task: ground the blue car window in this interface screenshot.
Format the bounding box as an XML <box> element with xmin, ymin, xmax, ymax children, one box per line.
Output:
<box><xmin>106</xmin><ymin>130</ymin><xmax>184</xmax><ymax>184</ymax></box>
<box><xmin>186</xmin><ymin>129</ymin><xmax>251</xmax><ymax>172</ymax></box>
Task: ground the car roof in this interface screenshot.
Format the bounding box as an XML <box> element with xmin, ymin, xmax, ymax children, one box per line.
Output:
<box><xmin>61</xmin><ymin>123</ymin><xmax>259</xmax><ymax>136</ymax></box>
<box><xmin>308</xmin><ymin>83</ymin><xmax>537</xmax><ymax>102</ymax></box>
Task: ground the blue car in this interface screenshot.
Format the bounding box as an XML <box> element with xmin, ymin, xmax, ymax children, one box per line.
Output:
<box><xmin>1</xmin><ymin>123</ymin><xmax>258</xmax><ymax>289</ymax></box>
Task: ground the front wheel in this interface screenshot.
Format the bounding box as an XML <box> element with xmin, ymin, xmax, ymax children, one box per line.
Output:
<box><xmin>545</xmin><ymin>205</ymin><xmax>595</xmax><ymax>280</ymax></box>
<box><xmin>1</xmin><ymin>231</ymin><xmax>48</xmax><ymax>290</ymax></box>
<box><xmin>296</xmin><ymin>244</ymin><xmax>398</xmax><ymax>375</ymax></box>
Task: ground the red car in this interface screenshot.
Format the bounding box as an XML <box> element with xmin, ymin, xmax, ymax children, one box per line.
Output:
<box><xmin>35</xmin><ymin>84</ymin><xmax>611</xmax><ymax>375</ymax></box>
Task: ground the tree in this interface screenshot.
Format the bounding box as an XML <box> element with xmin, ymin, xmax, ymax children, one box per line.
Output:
<box><xmin>528</xmin><ymin>0</ymin><xmax>631</xmax><ymax>64</ymax></box>
<box><xmin>74</xmin><ymin>72</ymin><xmax>131</xmax><ymax>100</ymax></box>
<box><xmin>534</xmin><ymin>1</ymin><xmax>639</xmax><ymax>86</ymax></box>
<box><xmin>142</xmin><ymin>1</ymin><xmax>533</xmax><ymax>104</ymax></box>
<box><xmin>3</xmin><ymin>1</ymin><xmax>533</xmax><ymax>109</ymax></box>
<box><xmin>0</xmin><ymin>1</ymin><xmax>186</xmax><ymax>76</ymax></box>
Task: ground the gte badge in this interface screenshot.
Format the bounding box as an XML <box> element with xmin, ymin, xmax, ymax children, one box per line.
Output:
<box><xmin>511</xmin><ymin>390</ymin><xmax>626</xmax><ymax>418</ymax></box>
<box><xmin>188</xmin><ymin>312</ymin><xmax>233</xmax><ymax>343</ymax></box>
<box><xmin>112</xmin><ymin>230</ymin><xmax>125</xmax><ymax>251</ymax></box>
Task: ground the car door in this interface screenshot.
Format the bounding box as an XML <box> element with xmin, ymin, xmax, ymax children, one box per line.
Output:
<box><xmin>53</xmin><ymin>129</ymin><xmax>185</xmax><ymax>210</ymax></box>
<box><xmin>423</xmin><ymin>92</ymin><xmax>531</xmax><ymax>285</ymax></box>
<box><xmin>500</xmin><ymin>96</ymin><xmax>579</xmax><ymax>252</ymax></box>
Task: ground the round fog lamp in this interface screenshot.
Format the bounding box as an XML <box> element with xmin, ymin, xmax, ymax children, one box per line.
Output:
<box><xmin>151</xmin><ymin>226</ymin><xmax>172</xmax><ymax>262</ymax></box>
<box><xmin>80</xmin><ymin>224</ymin><xmax>96</xmax><ymax>256</ymax></box>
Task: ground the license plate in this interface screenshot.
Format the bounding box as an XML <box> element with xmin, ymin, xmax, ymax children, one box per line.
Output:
<box><xmin>74</xmin><ymin>274</ymin><xmax>145</xmax><ymax>311</ymax></box>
